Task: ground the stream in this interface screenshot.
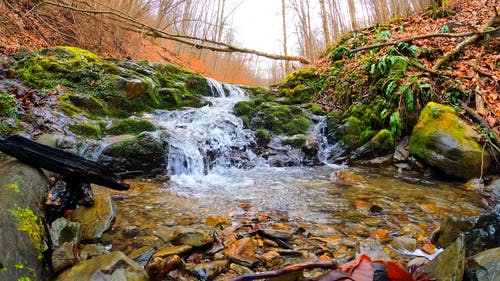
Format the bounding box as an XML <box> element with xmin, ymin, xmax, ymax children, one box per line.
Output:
<box><xmin>88</xmin><ymin>80</ymin><xmax>490</xmax><ymax>254</ymax></box>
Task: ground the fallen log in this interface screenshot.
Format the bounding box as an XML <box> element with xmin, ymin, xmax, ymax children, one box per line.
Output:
<box><xmin>0</xmin><ymin>135</ymin><xmax>129</xmax><ymax>190</ymax></box>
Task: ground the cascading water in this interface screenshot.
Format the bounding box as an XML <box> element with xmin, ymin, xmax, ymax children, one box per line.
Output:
<box><xmin>143</xmin><ymin>78</ymin><xmax>256</xmax><ymax>179</ymax></box>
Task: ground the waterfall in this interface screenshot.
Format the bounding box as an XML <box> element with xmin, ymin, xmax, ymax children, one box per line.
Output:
<box><xmin>312</xmin><ymin>116</ymin><xmax>347</xmax><ymax>169</ymax></box>
<box><xmin>145</xmin><ymin>79</ymin><xmax>255</xmax><ymax>177</ymax></box>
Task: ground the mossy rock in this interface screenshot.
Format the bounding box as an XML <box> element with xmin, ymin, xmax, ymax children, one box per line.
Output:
<box><xmin>283</xmin><ymin>84</ymin><xmax>316</xmax><ymax>104</ymax></box>
<box><xmin>0</xmin><ymin>93</ymin><xmax>19</xmax><ymax>117</ymax></box>
<box><xmin>351</xmin><ymin>129</ymin><xmax>395</xmax><ymax>160</ymax></box>
<box><xmin>105</xmin><ymin>119</ymin><xmax>157</xmax><ymax>135</ymax></box>
<box><xmin>69</xmin><ymin>123</ymin><xmax>102</xmax><ymax>139</ymax></box>
<box><xmin>256</xmin><ymin>129</ymin><xmax>271</xmax><ymax>146</ymax></box>
<box><xmin>279</xmin><ymin>67</ymin><xmax>318</xmax><ymax>89</ymax></box>
<box><xmin>58</xmin><ymin>93</ymin><xmax>106</xmax><ymax>117</ymax></box>
<box><xmin>307</xmin><ymin>103</ymin><xmax>327</xmax><ymax>115</ymax></box>
<box><xmin>409</xmin><ymin>102</ymin><xmax>491</xmax><ymax>180</ymax></box>
<box><xmin>329</xmin><ymin>116</ymin><xmax>374</xmax><ymax>150</ymax></box>
<box><xmin>282</xmin><ymin>135</ymin><xmax>307</xmax><ymax>149</ymax></box>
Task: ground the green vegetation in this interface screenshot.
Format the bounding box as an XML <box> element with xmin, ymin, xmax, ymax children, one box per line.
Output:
<box><xmin>0</xmin><ymin>93</ymin><xmax>19</xmax><ymax>117</ymax></box>
<box><xmin>234</xmin><ymin>100</ymin><xmax>310</xmax><ymax>136</ymax></box>
<box><xmin>68</xmin><ymin>123</ymin><xmax>102</xmax><ymax>139</ymax></box>
<box><xmin>103</xmin><ymin>132</ymin><xmax>164</xmax><ymax>159</ymax></box>
<box><xmin>8</xmin><ymin>206</ymin><xmax>46</xmax><ymax>260</ymax></box>
<box><xmin>105</xmin><ymin>118</ymin><xmax>157</xmax><ymax>135</ymax></box>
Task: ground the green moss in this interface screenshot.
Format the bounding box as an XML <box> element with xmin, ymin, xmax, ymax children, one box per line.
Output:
<box><xmin>330</xmin><ymin>116</ymin><xmax>374</xmax><ymax>149</ymax></box>
<box><xmin>7</xmin><ymin>183</ymin><xmax>20</xmax><ymax>193</ymax></box>
<box><xmin>366</xmin><ymin>129</ymin><xmax>394</xmax><ymax>152</ymax></box>
<box><xmin>106</xmin><ymin>118</ymin><xmax>157</xmax><ymax>135</ymax></box>
<box><xmin>280</xmin><ymin>67</ymin><xmax>318</xmax><ymax>89</ymax></box>
<box><xmin>256</xmin><ymin>129</ymin><xmax>271</xmax><ymax>146</ymax></box>
<box><xmin>283</xmin><ymin>135</ymin><xmax>307</xmax><ymax>148</ymax></box>
<box><xmin>8</xmin><ymin>206</ymin><xmax>46</xmax><ymax>259</ymax></box>
<box><xmin>306</xmin><ymin>103</ymin><xmax>327</xmax><ymax>115</ymax></box>
<box><xmin>0</xmin><ymin>93</ymin><xmax>19</xmax><ymax>117</ymax></box>
<box><xmin>104</xmin><ymin>132</ymin><xmax>163</xmax><ymax>159</ymax></box>
<box><xmin>58</xmin><ymin>93</ymin><xmax>106</xmax><ymax>117</ymax></box>
<box><xmin>69</xmin><ymin>123</ymin><xmax>102</xmax><ymax>139</ymax></box>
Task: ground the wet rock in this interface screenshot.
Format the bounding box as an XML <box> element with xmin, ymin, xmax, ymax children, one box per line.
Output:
<box><xmin>261</xmin><ymin>228</ymin><xmax>293</xmax><ymax>240</ymax></box>
<box><xmin>391</xmin><ymin>236</ymin><xmax>417</xmax><ymax>252</ymax></box>
<box><xmin>229</xmin><ymin>263</ymin><xmax>254</xmax><ymax>275</ymax></box>
<box><xmin>464</xmin><ymin>247</ymin><xmax>500</xmax><ymax>281</ymax></box>
<box><xmin>225</xmin><ymin>237</ymin><xmax>259</xmax><ymax>267</ymax></box>
<box><xmin>393</xmin><ymin>137</ymin><xmax>410</xmax><ymax>163</ymax></box>
<box><xmin>145</xmin><ymin>255</ymin><xmax>182</xmax><ymax>280</ymax></box>
<box><xmin>130</xmin><ymin>246</ymin><xmax>157</xmax><ymax>267</ymax></box>
<box><xmin>205</xmin><ymin>215</ymin><xmax>231</xmax><ymax>227</ymax></box>
<box><xmin>153</xmin><ymin>245</ymin><xmax>193</xmax><ymax>258</ymax></box>
<box><xmin>50</xmin><ymin>217</ymin><xmax>81</xmax><ymax>248</ymax></box>
<box><xmin>52</xmin><ymin>242</ymin><xmax>77</xmax><ymax>273</ymax></box>
<box><xmin>355</xmin><ymin>154</ymin><xmax>393</xmax><ymax>168</ymax></box>
<box><xmin>423</xmin><ymin>234</ymin><xmax>465</xmax><ymax>281</ymax></box>
<box><xmin>356</xmin><ymin>238</ymin><xmax>391</xmax><ymax>261</ymax></box>
<box><xmin>79</xmin><ymin>244</ymin><xmax>109</xmax><ymax>260</ymax></box>
<box><xmin>169</xmin><ymin>228</ymin><xmax>214</xmax><ymax>247</ymax></box>
<box><xmin>100</xmin><ymin>131</ymin><xmax>168</xmax><ymax>175</ymax></box>
<box><xmin>260</xmin><ymin>251</ymin><xmax>283</xmax><ymax>268</ymax></box>
<box><xmin>71</xmin><ymin>194</ymin><xmax>116</xmax><ymax>240</ymax></box>
<box><xmin>330</xmin><ymin>169</ymin><xmax>365</xmax><ymax>186</ymax></box>
<box><xmin>186</xmin><ymin>259</ymin><xmax>229</xmax><ymax>280</ymax></box>
<box><xmin>485</xmin><ymin>179</ymin><xmax>500</xmax><ymax>202</ymax></box>
<box><xmin>0</xmin><ymin>160</ymin><xmax>49</xmax><ymax>281</ymax></box>
<box><xmin>434</xmin><ymin>216</ymin><xmax>479</xmax><ymax>249</ymax></box>
<box><xmin>409</xmin><ymin>102</ymin><xmax>491</xmax><ymax>180</ymax></box>
<box><xmin>401</xmin><ymin>223</ymin><xmax>426</xmax><ymax>242</ymax></box>
<box><xmin>55</xmin><ymin>251</ymin><xmax>149</xmax><ymax>281</ymax></box>
<box><xmin>351</xmin><ymin>129</ymin><xmax>394</xmax><ymax>160</ymax></box>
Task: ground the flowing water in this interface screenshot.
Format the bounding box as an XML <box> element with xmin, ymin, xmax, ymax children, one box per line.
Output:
<box><xmin>93</xmin><ymin>79</ymin><xmax>491</xmax><ymax>252</ymax></box>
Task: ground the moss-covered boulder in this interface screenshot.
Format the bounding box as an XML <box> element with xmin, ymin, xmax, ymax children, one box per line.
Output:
<box><xmin>233</xmin><ymin>100</ymin><xmax>310</xmax><ymax>136</ymax></box>
<box><xmin>329</xmin><ymin>116</ymin><xmax>374</xmax><ymax>150</ymax></box>
<box><xmin>100</xmin><ymin>132</ymin><xmax>168</xmax><ymax>175</ymax></box>
<box><xmin>105</xmin><ymin>118</ymin><xmax>157</xmax><ymax>136</ymax></box>
<box><xmin>351</xmin><ymin>129</ymin><xmax>395</xmax><ymax>160</ymax></box>
<box><xmin>0</xmin><ymin>160</ymin><xmax>49</xmax><ymax>281</ymax></box>
<box><xmin>8</xmin><ymin>47</ymin><xmax>210</xmax><ymax>118</ymax></box>
<box><xmin>69</xmin><ymin>123</ymin><xmax>102</xmax><ymax>139</ymax></box>
<box><xmin>409</xmin><ymin>102</ymin><xmax>491</xmax><ymax>180</ymax></box>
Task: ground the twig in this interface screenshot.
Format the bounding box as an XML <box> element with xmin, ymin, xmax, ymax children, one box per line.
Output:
<box><xmin>458</xmin><ymin>100</ymin><xmax>500</xmax><ymax>149</ymax></box>
<box><xmin>433</xmin><ymin>14</ymin><xmax>498</xmax><ymax>70</ymax></box>
<box><xmin>350</xmin><ymin>27</ymin><xmax>500</xmax><ymax>53</ymax></box>
<box><xmin>229</xmin><ymin>261</ymin><xmax>337</xmax><ymax>281</ymax></box>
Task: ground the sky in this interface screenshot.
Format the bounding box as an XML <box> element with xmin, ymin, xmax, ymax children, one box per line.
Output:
<box><xmin>230</xmin><ymin>0</ymin><xmax>287</xmax><ymax>55</ymax></box>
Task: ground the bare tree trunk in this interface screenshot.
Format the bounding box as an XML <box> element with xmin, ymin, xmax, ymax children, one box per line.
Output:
<box><xmin>281</xmin><ymin>0</ymin><xmax>290</xmax><ymax>74</ymax></box>
<box><xmin>319</xmin><ymin>0</ymin><xmax>331</xmax><ymax>47</ymax></box>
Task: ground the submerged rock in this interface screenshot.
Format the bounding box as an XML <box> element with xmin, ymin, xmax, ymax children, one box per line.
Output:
<box><xmin>71</xmin><ymin>194</ymin><xmax>116</xmax><ymax>240</ymax></box>
<box><xmin>409</xmin><ymin>102</ymin><xmax>491</xmax><ymax>180</ymax></box>
<box><xmin>55</xmin><ymin>251</ymin><xmax>149</xmax><ymax>281</ymax></box>
<box><xmin>169</xmin><ymin>228</ymin><xmax>214</xmax><ymax>247</ymax></box>
<box><xmin>224</xmin><ymin>237</ymin><xmax>259</xmax><ymax>267</ymax></box>
<box><xmin>186</xmin><ymin>259</ymin><xmax>229</xmax><ymax>280</ymax></box>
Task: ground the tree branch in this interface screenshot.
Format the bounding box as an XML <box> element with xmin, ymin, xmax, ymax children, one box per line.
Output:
<box><xmin>37</xmin><ymin>0</ymin><xmax>311</xmax><ymax>64</ymax></box>
<box><xmin>349</xmin><ymin>26</ymin><xmax>499</xmax><ymax>53</ymax></box>
<box><xmin>229</xmin><ymin>261</ymin><xmax>338</xmax><ymax>281</ymax></box>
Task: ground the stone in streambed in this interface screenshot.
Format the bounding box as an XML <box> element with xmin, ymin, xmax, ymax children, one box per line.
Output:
<box><xmin>55</xmin><ymin>251</ymin><xmax>149</xmax><ymax>281</ymax></box>
<box><xmin>391</xmin><ymin>236</ymin><xmax>417</xmax><ymax>252</ymax></box>
<box><xmin>146</xmin><ymin>255</ymin><xmax>182</xmax><ymax>280</ymax></box>
<box><xmin>153</xmin><ymin>245</ymin><xmax>192</xmax><ymax>258</ymax></box>
<box><xmin>50</xmin><ymin>217</ymin><xmax>81</xmax><ymax>248</ymax></box>
<box><xmin>185</xmin><ymin>259</ymin><xmax>229</xmax><ymax>280</ymax></box>
<box><xmin>464</xmin><ymin>247</ymin><xmax>500</xmax><ymax>281</ymax></box>
<box><xmin>71</xmin><ymin>194</ymin><xmax>116</xmax><ymax>240</ymax></box>
<box><xmin>169</xmin><ymin>228</ymin><xmax>214</xmax><ymax>247</ymax></box>
<box><xmin>356</xmin><ymin>238</ymin><xmax>391</xmax><ymax>261</ymax></box>
<box><xmin>423</xmin><ymin>234</ymin><xmax>465</xmax><ymax>281</ymax></box>
<box><xmin>52</xmin><ymin>242</ymin><xmax>77</xmax><ymax>273</ymax></box>
<box><xmin>224</xmin><ymin>237</ymin><xmax>259</xmax><ymax>267</ymax></box>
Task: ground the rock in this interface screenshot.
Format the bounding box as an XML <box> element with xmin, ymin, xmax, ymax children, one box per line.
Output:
<box><xmin>229</xmin><ymin>263</ymin><xmax>254</xmax><ymax>275</ymax></box>
<box><xmin>205</xmin><ymin>215</ymin><xmax>231</xmax><ymax>227</ymax></box>
<box><xmin>55</xmin><ymin>251</ymin><xmax>149</xmax><ymax>281</ymax></box>
<box><xmin>260</xmin><ymin>251</ymin><xmax>283</xmax><ymax>268</ymax></box>
<box><xmin>169</xmin><ymin>228</ymin><xmax>214</xmax><ymax>247</ymax></box>
<box><xmin>423</xmin><ymin>234</ymin><xmax>465</xmax><ymax>281</ymax></box>
<box><xmin>71</xmin><ymin>194</ymin><xmax>116</xmax><ymax>240</ymax></box>
<box><xmin>145</xmin><ymin>255</ymin><xmax>182</xmax><ymax>280</ymax></box>
<box><xmin>186</xmin><ymin>260</ymin><xmax>229</xmax><ymax>280</ymax></box>
<box><xmin>79</xmin><ymin>244</ymin><xmax>109</xmax><ymax>261</ymax></box>
<box><xmin>356</xmin><ymin>238</ymin><xmax>391</xmax><ymax>261</ymax></box>
<box><xmin>486</xmin><ymin>179</ymin><xmax>500</xmax><ymax>202</ymax></box>
<box><xmin>224</xmin><ymin>237</ymin><xmax>259</xmax><ymax>267</ymax></box>
<box><xmin>393</xmin><ymin>137</ymin><xmax>410</xmax><ymax>162</ymax></box>
<box><xmin>330</xmin><ymin>169</ymin><xmax>365</xmax><ymax>186</ymax></box>
<box><xmin>391</xmin><ymin>236</ymin><xmax>417</xmax><ymax>252</ymax></box>
<box><xmin>129</xmin><ymin>247</ymin><xmax>157</xmax><ymax>267</ymax></box>
<box><xmin>464</xmin><ymin>247</ymin><xmax>500</xmax><ymax>281</ymax></box>
<box><xmin>100</xmin><ymin>132</ymin><xmax>168</xmax><ymax>175</ymax></box>
<box><xmin>50</xmin><ymin>217</ymin><xmax>81</xmax><ymax>248</ymax></box>
<box><xmin>355</xmin><ymin>154</ymin><xmax>393</xmax><ymax>168</ymax></box>
<box><xmin>261</xmin><ymin>229</ymin><xmax>293</xmax><ymax>240</ymax></box>
<box><xmin>0</xmin><ymin>160</ymin><xmax>49</xmax><ymax>281</ymax></box>
<box><xmin>52</xmin><ymin>242</ymin><xmax>77</xmax><ymax>273</ymax></box>
<box><xmin>351</xmin><ymin>129</ymin><xmax>394</xmax><ymax>160</ymax></box>
<box><xmin>409</xmin><ymin>102</ymin><xmax>491</xmax><ymax>180</ymax></box>
<box><xmin>153</xmin><ymin>245</ymin><xmax>193</xmax><ymax>258</ymax></box>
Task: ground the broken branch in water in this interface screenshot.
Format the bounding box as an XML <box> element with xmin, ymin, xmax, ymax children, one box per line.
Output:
<box><xmin>229</xmin><ymin>261</ymin><xmax>338</xmax><ymax>281</ymax></box>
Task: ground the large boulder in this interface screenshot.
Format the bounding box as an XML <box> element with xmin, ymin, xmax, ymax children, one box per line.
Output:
<box><xmin>0</xmin><ymin>160</ymin><xmax>49</xmax><ymax>281</ymax></box>
<box><xmin>99</xmin><ymin>131</ymin><xmax>168</xmax><ymax>175</ymax></box>
<box><xmin>409</xmin><ymin>102</ymin><xmax>491</xmax><ymax>180</ymax></box>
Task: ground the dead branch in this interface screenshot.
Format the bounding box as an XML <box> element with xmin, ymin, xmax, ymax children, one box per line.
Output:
<box><xmin>458</xmin><ymin>100</ymin><xmax>500</xmax><ymax>150</ymax></box>
<box><xmin>36</xmin><ymin>0</ymin><xmax>311</xmax><ymax>64</ymax></box>
<box><xmin>432</xmin><ymin>14</ymin><xmax>498</xmax><ymax>70</ymax></box>
<box><xmin>350</xmin><ymin>27</ymin><xmax>499</xmax><ymax>53</ymax></box>
<box><xmin>229</xmin><ymin>261</ymin><xmax>338</xmax><ymax>281</ymax></box>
